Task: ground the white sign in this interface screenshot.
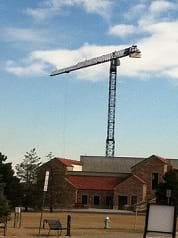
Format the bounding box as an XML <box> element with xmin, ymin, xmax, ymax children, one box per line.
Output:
<box><xmin>43</xmin><ymin>171</ymin><xmax>49</xmax><ymax>192</ymax></box>
<box><xmin>166</xmin><ymin>189</ymin><xmax>172</xmax><ymax>198</ymax></box>
<box><xmin>147</xmin><ymin>204</ymin><xmax>175</xmax><ymax>233</ymax></box>
<box><xmin>15</xmin><ymin>207</ymin><xmax>21</xmax><ymax>213</ymax></box>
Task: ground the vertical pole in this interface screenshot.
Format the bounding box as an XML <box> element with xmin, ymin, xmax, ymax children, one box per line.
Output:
<box><xmin>172</xmin><ymin>206</ymin><xmax>177</xmax><ymax>238</ymax></box>
<box><xmin>19</xmin><ymin>211</ymin><xmax>22</xmax><ymax>228</ymax></box>
<box><xmin>66</xmin><ymin>215</ymin><xmax>71</xmax><ymax>236</ymax></box>
<box><xmin>39</xmin><ymin>192</ymin><xmax>46</xmax><ymax>235</ymax></box>
<box><xmin>106</xmin><ymin>58</ymin><xmax>119</xmax><ymax>157</ymax></box>
<box><xmin>143</xmin><ymin>203</ymin><xmax>150</xmax><ymax>238</ymax></box>
<box><xmin>134</xmin><ymin>208</ymin><xmax>138</xmax><ymax>230</ymax></box>
<box><xmin>39</xmin><ymin>171</ymin><xmax>49</xmax><ymax>235</ymax></box>
<box><xmin>14</xmin><ymin>212</ymin><xmax>16</xmax><ymax>228</ymax></box>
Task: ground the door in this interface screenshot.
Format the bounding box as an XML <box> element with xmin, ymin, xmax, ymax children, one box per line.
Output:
<box><xmin>118</xmin><ymin>196</ymin><xmax>128</xmax><ymax>209</ymax></box>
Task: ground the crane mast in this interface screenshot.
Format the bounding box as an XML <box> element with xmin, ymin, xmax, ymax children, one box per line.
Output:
<box><xmin>106</xmin><ymin>58</ymin><xmax>118</xmax><ymax>157</ymax></box>
<box><xmin>50</xmin><ymin>45</ymin><xmax>141</xmax><ymax>157</ymax></box>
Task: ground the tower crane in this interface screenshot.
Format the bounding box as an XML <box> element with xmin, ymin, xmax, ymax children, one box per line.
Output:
<box><xmin>50</xmin><ymin>45</ymin><xmax>141</xmax><ymax>157</ymax></box>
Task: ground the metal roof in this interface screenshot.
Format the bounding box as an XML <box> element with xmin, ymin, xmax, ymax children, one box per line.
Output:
<box><xmin>80</xmin><ymin>155</ymin><xmax>145</xmax><ymax>173</ymax></box>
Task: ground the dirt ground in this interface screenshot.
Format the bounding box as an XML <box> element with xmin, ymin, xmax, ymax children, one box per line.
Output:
<box><xmin>1</xmin><ymin>211</ymin><xmax>178</xmax><ymax>237</ymax></box>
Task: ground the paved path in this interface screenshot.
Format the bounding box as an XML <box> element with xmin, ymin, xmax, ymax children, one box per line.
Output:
<box><xmin>0</xmin><ymin>232</ymin><xmax>143</xmax><ymax>238</ymax></box>
<box><xmin>2</xmin><ymin>232</ymin><xmax>178</xmax><ymax>238</ymax></box>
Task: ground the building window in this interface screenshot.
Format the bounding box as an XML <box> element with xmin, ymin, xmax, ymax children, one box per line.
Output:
<box><xmin>94</xmin><ymin>196</ymin><xmax>100</xmax><ymax>205</ymax></box>
<box><xmin>131</xmin><ymin>196</ymin><xmax>137</xmax><ymax>205</ymax></box>
<box><xmin>106</xmin><ymin>196</ymin><xmax>113</xmax><ymax>207</ymax></box>
<box><xmin>82</xmin><ymin>195</ymin><xmax>88</xmax><ymax>205</ymax></box>
<box><xmin>118</xmin><ymin>196</ymin><xmax>128</xmax><ymax>209</ymax></box>
<box><xmin>152</xmin><ymin>173</ymin><xmax>159</xmax><ymax>190</ymax></box>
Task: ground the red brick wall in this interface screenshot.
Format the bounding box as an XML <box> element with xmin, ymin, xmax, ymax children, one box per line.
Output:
<box><xmin>38</xmin><ymin>159</ymin><xmax>115</xmax><ymax>209</ymax></box>
<box><xmin>113</xmin><ymin>176</ymin><xmax>145</xmax><ymax>209</ymax></box>
<box><xmin>131</xmin><ymin>157</ymin><xmax>167</xmax><ymax>200</ymax></box>
<box><xmin>77</xmin><ymin>190</ymin><xmax>114</xmax><ymax>209</ymax></box>
<box><xmin>38</xmin><ymin>158</ymin><xmax>76</xmax><ymax>208</ymax></box>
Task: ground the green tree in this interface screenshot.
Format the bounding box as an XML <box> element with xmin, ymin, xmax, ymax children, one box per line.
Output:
<box><xmin>16</xmin><ymin>148</ymin><xmax>41</xmax><ymax>185</ymax></box>
<box><xmin>46</xmin><ymin>152</ymin><xmax>54</xmax><ymax>161</ymax></box>
<box><xmin>0</xmin><ymin>153</ymin><xmax>21</xmax><ymax>208</ymax></box>
<box><xmin>15</xmin><ymin>148</ymin><xmax>41</xmax><ymax>211</ymax></box>
<box><xmin>0</xmin><ymin>183</ymin><xmax>10</xmax><ymax>220</ymax></box>
<box><xmin>156</xmin><ymin>169</ymin><xmax>178</xmax><ymax>205</ymax></box>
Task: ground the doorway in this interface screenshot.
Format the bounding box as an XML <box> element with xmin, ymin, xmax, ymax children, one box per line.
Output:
<box><xmin>118</xmin><ymin>196</ymin><xmax>128</xmax><ymax>209</ymax></box>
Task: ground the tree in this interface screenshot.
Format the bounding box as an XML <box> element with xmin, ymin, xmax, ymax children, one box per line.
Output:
<box><xmin>15</xmin><ymin>148</ymin><xmax>41</xmax><ymax>211</ymax></box>
<box><xmin>156</xmin><ymin>169</ymin><xmax>178</xmax><ymax>205</ymax></box>
<box><xmin>0</xmin><ymin>182</ymin><xmax>10</xmax><ymax>220</ymax></box>
<box><xmin>46</xmin><ymin>152</ymin><xmax>54</xmax><ymax>161</ymax></box>
<box><xmin>0</xmin><ymin>153</ymin><xmax>21</xmax><ymax>208</ymax></box>
<box><xmin>16</xmin><ymin>148</ymin><xmax>41</xmax><ymax>185</ymax></box>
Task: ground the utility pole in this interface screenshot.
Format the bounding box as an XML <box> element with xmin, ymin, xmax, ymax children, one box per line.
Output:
<box><xmin>50</xmin><ymin>45</ymin><xmax>141</xmax><ymax>157</ymax></box>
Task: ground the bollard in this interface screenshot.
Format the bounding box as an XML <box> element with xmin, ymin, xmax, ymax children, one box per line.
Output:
<box><xmin>66</xmin><ymin>215</ymin><xmax>71</xmax><ymax>236</ymax></box>
<box><xmin>104</xmin><ymin>216</ymin><xmax>110</xmax><ymax>229</ymax></box>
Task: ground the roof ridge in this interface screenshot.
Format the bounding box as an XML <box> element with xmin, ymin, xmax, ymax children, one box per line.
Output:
<box><xmin>131</xmin><ymin>154</ymin><xmax>168</xmax><ymax>169</ymax></box>
<box><xmin>55</xmin><ymin>157</ymin><xmax>82</xmax><ymax>166</ymax></box>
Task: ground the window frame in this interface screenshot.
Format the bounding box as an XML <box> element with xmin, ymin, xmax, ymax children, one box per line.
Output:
<box><xmin>93</xmin><ymin>195</ymin><xmax>100</xmax><ymax>206</ymax></box>
<box><xmin>82</xmin><ymin>194</ymin><xmax>88</xmax><ymax>205</ymax></box>
<box><xmin>152</xmin><ymin>172</ymin><xmax>159</xmax><ymax>191</ymax></box>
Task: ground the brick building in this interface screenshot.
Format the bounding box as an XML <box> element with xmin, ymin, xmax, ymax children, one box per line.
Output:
<box><xmin>39</xmin><ymin>155</ymin><xmax>178</xmax><ymax>210</ymax></box>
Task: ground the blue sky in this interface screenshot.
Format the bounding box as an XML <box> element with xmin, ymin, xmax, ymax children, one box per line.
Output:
<box><xmin>1</xmin><ymin>0</ymin><xmax>178</xmax><ymax>164</ymax></box>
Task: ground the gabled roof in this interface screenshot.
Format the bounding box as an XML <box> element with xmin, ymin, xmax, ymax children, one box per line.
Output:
<box><xmin>66</xmin><ymin>175</ymin><xmax>123</xmax><ymax>190</ymax></box>
<box><xmin>131</xmin><ymin>154</ymin><xmax>168</xmax><ymax>169</ymax></box>
<box><xmin>169</xmin><ymin>159</ymin><xmax>178</xmax><ymax>169</ymax></box>
<box><xmin>132</xmin><ymin>175</ymin><xmax>146</xmax><ymax>184</ymax></box>
<box><xmin>114</xmin><ymin>174</ymin><xmax>146</xmax><ymax>189</ymax></box>
<box><xmin>55</xmin><ymin>157</ymin><xmax>82</xmax><ymax>167</ymax></box>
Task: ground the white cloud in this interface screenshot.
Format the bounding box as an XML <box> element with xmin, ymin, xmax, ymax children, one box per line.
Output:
<box><xmin>125</xmin><ymin>0</ymin><xmax>177</xmax><ymax>28</ymax></box>
<box><xmin>150</xmin><ymin>0</ymin><xmax>175</xmax><ymax>14</ymax></box>
<box><xmin>31</xmin><ymin>44</ymin><xmax>122</xmax><ymax>81</ymax></box>
<box><xmin>36</xmin><ymin>19</ymin><xmax>178</xmax><ymax>81</ymax></box>
<box><xmin>6</xmin><ymin>1</ymin><xmax>178</xmax><ymax>82</ymax></box>
<box><xmin>5</xmin><ymin>44</ymin><xmax>127</xmax><ymax>80</ymax></box>
<box><xmin>1</xmin><ymin>27</ymin><xmax>48</xmax><ymax>43</ymax></box>
<box><xmin>120</xmin><ymin>20</ymin><xmax>178</xmax><ymax>79</ymax></box>
<box><xmin>6</xmin><ymin>17</ymin><xmax>178</xmax><ymax>81</ymax></box>
<box><xmin>26</xmin><ymin>0</ymin><xmax>112</xmax><ymax>20</ymax></box>
<box><xmin>165</xmin><ymin>68</ymin><xmax>178</xmax><ymax>79</ymax></box>
<box><xmin>78</xmin><ymin>0</ymin><xmax>112</xmax><ymax>19</ymax></box>
<box><xmin>108</xmin><ymin>24</ymin><xmax>137</xmax><ymax>37</ymax></box>
<box><xmin>6</xmin><ymin>61</ymin><xmax>48</xmax><ymax>77</ymax></box>
<box><xmin>124</xmin><ymin>3</ymin><xmax>147</xmax><ymax>21</ymax></box>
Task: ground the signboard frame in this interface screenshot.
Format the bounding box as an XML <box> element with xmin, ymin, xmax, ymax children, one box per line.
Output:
<box><xmin>143</xmin><ymin>204</ymin><xmax>177</xmax><ymax>238</ymax></box>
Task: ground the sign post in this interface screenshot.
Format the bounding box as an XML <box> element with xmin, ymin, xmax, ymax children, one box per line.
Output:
<box><xmin>14</xmin><ymin>207</ymin><xmax>22</xmax><ymax>228</ymax></box>
<box><xmin>39</xmin><ymin>171</ymin><xmax>49</xmax><ymax>235</ymax></box>
<box><xmin>166</xmin><ymin>189</ymin><xmax>172</xmax><ymax>205</ymax></box>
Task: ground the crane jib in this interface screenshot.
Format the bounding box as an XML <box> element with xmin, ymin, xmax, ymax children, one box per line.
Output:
<box><xmin>50</xmin><ymin>45</ymin><xmax>140</xmax><ymax>76</ymax></box>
